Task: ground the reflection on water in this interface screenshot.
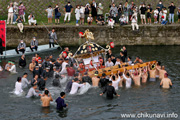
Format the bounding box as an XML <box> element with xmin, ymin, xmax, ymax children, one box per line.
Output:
<box><xmin>57</xmin><ymin>109</ymin><xmax>68</xmax><ymax>118</ymax></box>
<box><xmin>41</xmin><ymin>107</ymin><xmax>52</xmax><ymax>114</ymax></box>
<box><xmin>0</xmin><ymin>46</ymin><xmax>180</xmax><ymax>119</ymax></box>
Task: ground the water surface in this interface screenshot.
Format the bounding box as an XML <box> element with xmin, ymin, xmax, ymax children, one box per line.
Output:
<box><xmin>0</xmin><ymin>46</ymin><xmax>180</xmax><ymax>120</ymax></box>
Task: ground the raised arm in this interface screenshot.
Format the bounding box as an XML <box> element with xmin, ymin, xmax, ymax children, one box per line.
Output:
<box><xmin>169</xmin><ymin>79</ymin><xmax>172</xmax><ymax>86</ymax></box>
<box><xmin>139</xmin><ymin>68</ymin><xmax>142</xmax><ymax>77</ymax></box>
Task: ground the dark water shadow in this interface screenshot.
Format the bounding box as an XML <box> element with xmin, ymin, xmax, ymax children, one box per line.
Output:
<box><xmin>56</xmin><ymin>108</ymin><xmax>68</xmax><ymax>118</ymax></box>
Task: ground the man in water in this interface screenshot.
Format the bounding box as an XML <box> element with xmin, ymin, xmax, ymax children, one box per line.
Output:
<box><xmin>53</xmin><ymin>74</ymin><xmax>61</xmax><ymax>87</ymax></box>
<box><xmin>120</xmin><ymin>52</ymin><xmax>125</xmax><ymax>63</ymax></box>
<box><xmin>41</xmin><ymin>67</ymin><xmax>50</xmax><ymax>80</ymax></box>
<box><xmin>15</xmin><ymin>40</ymin><xmax>26</xmax><ymax>54</ymax></box>
<box><xmin>37</xmin><ymin>77</ymin><xmax>47</xmax><ymax>91</ymax></box>
<box><xmin>65</xmin><ymin>73</ymin><xmax>78</xmax><ymax>93</ymax></box>
<box><xmin>21</xmin><ymin>73</ymin><xmax>31</xmax><ymax>88</ymax></box>
<box><xmin>7</xmin><ymin>61</ymin><xmax>17</xmax><ymax>73</ymax></box>
<box><xmin>148</xmin><ymin>64</ymin><xmax>156</xmax><ymax>81</ymax></box>
<box><xmin>56</xmin><ymin>92</ymin><xmax>68</xmax><ymax>111</ymax></box>
<box><xmin>134</xmin><ymin>56</ymin><xmax>143</xmax><ymax>64</ymax></box>
<box><xmin>92</xmin><ymin>71</ymin><xmax>100</xmax><ymax>87</ymax></box>
<box><xmin>31</xmin><ymin>74</ymin><xmax>39</xmax><ymax>86</ymax></box>
<box><xmin>99</xmin><ymin>73</ymin><xmax>109</xmax><ymax>88</ymax></box>
<box><xmin>41</xmin><ymin>90</ymin><xmax>53</xmax><ymax>107</ymax></box>
<box><xmin>33</xmin><ymin>66</ymin><xmax>41</xmax><ymax>78</ymax></box>
<box><xmin>105</xmin><ymin>57</ymin><xmax>114</xmax><ymax>67</ymax></box>
<box><xmin>14</xmin><ymin>77</ymin><xmax>23</xmax><ymax>95</ymax></box>
<box><xmin>110</xmin><ymin>72</ymin><xmax>121</xmax><ymax>90</ymax></box>
<box><xmin>70</xmin><ymin>78</ymin><xmax>85</xmax><ymax>94</ymax></box>
<box><xmin>26</xmin><ymin>85</ymin><xmax>41</xmax><ymax>98</ymax></box>
<box><xmin>49</xmin><ymin>28</ymin><xmax>57</xmax><ymax>48</ymax></box>
<box><xmin>123</xmin><ymin>70</ymin><xmax>132</xmax><ymax>88</ymax></box>
<box><xmin>122</xmin><ymin>46</ymin><xmax>127</xmax><ymax>58</ymax></box>
<box><xmin>67</xmin><ymin>63</ymin><xmax>75</xmax><ymax>79</ymax></box>
<box><xmin>30</xmin><ymin>37</ymin><xmax>38</xmax><ymax>52</ymax></box>
<box><xmin>130</xmin><ymin>68</ymin><xmax>141</xmax><ymax>86</ymax></box>
<box><xmin>29</xmin><ymin>59</ymin><xmax>36</xmax><ymax>72</ymax></box>
<box><xmin>156</xmin><ymin>65</ymin><xmax>167</xmax><ymax>80</ymax></box>
<box><xmin>82</xmin><ymin>72</ymin><xmax>92</xmax><ymax>84</ymax></box>
<box><xmin>127</xmin><ymin>56</ymin><xmax>132</xmax><ymax>65</ymax></box>
<box><xmin>160</xmin><ymin>73</ymin><xmax>172</xmax><ymax>89</ymax></box>
<box><xmin>19</xmin><ymin>54</ymin><xmax>26</xmax><ymax>68</ymax></box>
<box><xmin>155</xmin><ymin>61</ymin><xmax>161</xmax><ymax>78</ymax></box>
<box><xmin>5</xmin><ymin>61</ymin><xmax>12</xmax><ymax>71</ymax></box>
<box><xmin>100</xmin><ymin>81</ymin><xmax>120</xmax><ymax>99</ymax></box>
<box><xmin>60</xmin><ymin>58</ymin><xmax>69</xmax><ymax>75</ymax></box>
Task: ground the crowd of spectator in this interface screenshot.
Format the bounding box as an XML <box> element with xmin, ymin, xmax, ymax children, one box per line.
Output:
<box><xmin>5</xmin><ymin>0</ymin><xmax>180</xmax><ymax>31</ymax></box>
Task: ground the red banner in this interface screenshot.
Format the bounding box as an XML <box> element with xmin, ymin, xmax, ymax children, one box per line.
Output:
<box><xmin>0</xmin><ymin>20</ymin><xmax>6</xmax><ymax>47</ymax></box>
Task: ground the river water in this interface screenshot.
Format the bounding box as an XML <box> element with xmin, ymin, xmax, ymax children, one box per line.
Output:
<box><xmin>0</xmin><ymin>46</ymin><xmax>180</xmax><ymax>120</ymax></box>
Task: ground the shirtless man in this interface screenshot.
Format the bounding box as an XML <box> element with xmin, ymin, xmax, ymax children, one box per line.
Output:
<box><xmin>156</xmin><ymin>65</ymin><xmax>167</xmax><ymax>80</ymax></box>
<box><xmin>130</xmin><ymin>68</ymin><xmax>141</xmax><ymax>86</ymax></box>
<box><xmin>41</xmin><ymin>90</ymin><xmax>53</xmax><ymax>107</ymax></box>
<box><xmin>141</xmin><ymin>67</ymin><xmax>148</xmax><ymax>83</ymax></box>
<box><xmin>134</xmin><ymin>56</ymin><xmax>143</xmax><ymax>64</ymax></box>
<box><xmin>92</xmin><ymin>71</ymin><xmax>100</xmax><ymax>87</ymax></box>
<box><xmin>155</xmin><ymin>61</ymin><xmax>161</xmax><ymax>78</ymax></box>
<box><xmin>160</xmin><ymin>73</ymin><xmax>172</xmax><ymax>89</ymax></box>
<box><xmin>148</xmin><ymin>64</ymin><xmax>156</xmax><ymax>82</ymax></box>
<box><xmin>29</xmin><ymin>59</ymin><xmax>36</xmax><ymax>72</ymax></box>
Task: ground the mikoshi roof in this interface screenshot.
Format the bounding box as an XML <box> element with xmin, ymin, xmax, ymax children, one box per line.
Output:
<box><xmin>73</xmin><ymin>41</ymin><xmax>108</xmax><ymax>59</ymax></box>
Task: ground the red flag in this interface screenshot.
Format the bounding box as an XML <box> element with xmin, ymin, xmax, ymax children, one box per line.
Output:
<box><xmin>0</xmin><ymin>21</ymin><xmax>6</xmax><ymax>47</ymax></box>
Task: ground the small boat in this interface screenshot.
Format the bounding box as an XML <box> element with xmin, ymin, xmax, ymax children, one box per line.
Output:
<box><xmin>0</xmin><ymin>44</ymin><xmax>59</xmax><ymax>59</ymax></box>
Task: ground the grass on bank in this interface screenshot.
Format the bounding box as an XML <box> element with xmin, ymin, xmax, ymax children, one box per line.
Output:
<box><xmin>1</xmin><ymin>13</ymin><xmax>180</xmax><ymax>27</ymax></box>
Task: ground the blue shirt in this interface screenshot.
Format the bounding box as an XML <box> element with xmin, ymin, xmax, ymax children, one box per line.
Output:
<box><xmin>65</xmin><ymin>5</ymin><xmax>73</xmax><ymax>12</ymax></box>
<box><xmin>56</xmin><ymin>97</ymin><xmax>67</xmax><ymax>110</ymax></box>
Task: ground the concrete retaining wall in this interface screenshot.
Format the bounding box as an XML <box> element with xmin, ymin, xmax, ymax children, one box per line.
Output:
<box><xmin>6</xmin><ymin>25</ymin><xmax>180</xmax><ymax>47</ymax></box>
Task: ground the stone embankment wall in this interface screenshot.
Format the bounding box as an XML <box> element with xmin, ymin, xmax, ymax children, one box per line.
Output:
<box><xmin>6</xmin><ymin>25</ymin><xmax>180</xmax><ymax>47</ymax></box>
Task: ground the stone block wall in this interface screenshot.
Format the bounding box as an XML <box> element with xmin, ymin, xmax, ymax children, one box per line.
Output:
<box><xmin>6</xmin><ymin>25</ymin><xmax>180</xmax><ymax>47</ymax></box>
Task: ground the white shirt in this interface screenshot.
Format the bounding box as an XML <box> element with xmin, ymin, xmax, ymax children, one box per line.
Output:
<box><xmin>87</xmin><ymin>17</ymin><xmax>93</xmax><ymax>21</ymax></box>
<box><xmin>123</xmin><ymin>73</ymin><xmax>132</xmax><ymax>88</ymax></box>
<box><xmin>28</xmin><ymin>15</ymin><xmax>34</xmax><ymax>21</ymax></box>
<box><xmin>8</xmin><ymin>6</ymin><xmax>13</xmax><ymax>12</ymax></box>
<box><xmin>108</xmin><ymin>19</ymin><xmax>114</xmax><ymax>24</ymax></box>
<box><xmin>14</xmin><ymin>82</ymin><xmax>23</xmax><ymax>95</ymax></box>
<box><xmin>115</xmin><ymin>61</ymin><xmax>121</xmax><ymax>65</ymax></box>
<box><xmin>105</xmin><ymin>61</ymin><xmax>114</xmax><ymax>67</ymax></box>
<box><xmin>163</xmin><ymin>10</ymin><xmax>167</xmax><ymax>19</ymax></box>
<box><xmin>128</xmin><ymin>61</ymin><xmax>132</xmax><ymax>65</ymax></box>
<box><xmin>119</xmin><ymin>17</ymin><xmax>126</xmax><ymax>22</ymax></box>
<box><xmin>21</xmin><ymin>77</ymin><xmax>30</xmax><ymax>88</ymax></box>
<box><xmin>60</xmin><ymin>62</ymin><xmax>68</xmax><ymax>74</ymax></box>
<box><xmin>75</xmin><ymin>8</ymin><xmax>80</xmax><ymax>20</ymax></box>
<box><xmin>131</xmin><ymin>18</ymin><xmax>137</xmax><ymax>23</ymax></box>
<box><xmin>26</xmin><ymin>87</ymin><xmax>39</xmax><ymax>98</ymax></box>
<box><xmin>9</xmin><ymin>65</ymin><xmax>17</xmax><ymax>73</ymax></box>
<box><xmin>154</xmin><ymin>10</ymin><xmax>159</xmax><ymax>16</ymax></box>
<box><xmin>80</xmin><ymin>7</ymin><xmax>85</xmax><ymax>14</ymax></box>
<box><xmin>70</xmin><ymin>82</ymin><xmax>84</xmax><ymax>94</ymax></box>
<box><xmin>110</xmin><ymin>76</ymin><xmax>121</xmax><ymax>90</ymax></box>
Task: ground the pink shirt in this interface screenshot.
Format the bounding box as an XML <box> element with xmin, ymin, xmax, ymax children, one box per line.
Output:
<box><xmin>18</xmin><ymin>5</ymin><xmax>26</xmax><ymax>15</ymax></box>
